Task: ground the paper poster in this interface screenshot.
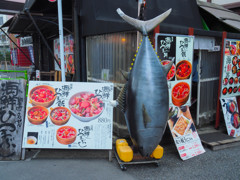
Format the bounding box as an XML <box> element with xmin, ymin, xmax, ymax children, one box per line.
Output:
<box><xmin>221</xmin><ymin>39</ymin><xmax>240</xmax><ymax>98</ymax></box>
<box><xmin>155</xmin><ymin>34</ymin><xmax>194</xmax><ymax>107</ymax></box>
<box><xmin>54</xmin><ymin>34</ymin><xmax>75</xmax><ymax>74</ymax></box>
<box><xmin>0</xmin><ymin>80</ymin><xmax>26</xmax><ymax>160</ymax></box>
<box><xmin>22</xmin><ymin>81</ymin><xmax>114</xmax><ymax>149</ymax></box>
<box><xmin>168</xmin><ymin>106</ymin><xmax>205</xmax><ymax>160</ymax></box>
<box><xmin>220</xmin><ymin>97</ymin><xmax>240</xmax><ymax>137</ymax></box>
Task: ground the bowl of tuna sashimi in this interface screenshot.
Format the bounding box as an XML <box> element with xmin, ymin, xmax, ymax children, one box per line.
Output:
<box><xmin>56</xmin><ymin>126</ymin><xmax>77</xmax><ymax>145</ymax></box>
<box><xmin>176</xmin><ymin>60</ymin><xmax>192</xmax><ymax>80</ymax></box>
<box><xmin>50</xmin><ymin>107</ymin><xmax>71</xmax><ymax>126</ymax></box>
<box><xmin>171</xmin><ymin>82</ymin><xmax>190</xmax><ymax>107</ymax></box>
<box><xmin>162</xmin><ymin>60</ymin><xmax>176</xmax><ymax>81</ymax></box>
<box><xmin>27</xmin><ymin>106</ymin><xmax>49</xmax><ymax>125</ymax></box>
<box><xmin>69</xmin><ymin>92</ymin><xmax>104</xmax><ymax>122</ymax></box>
<box><xmin>29</xmin><ymin>85</ymin><xmax>56</xmax><ymax>108</ymax></box>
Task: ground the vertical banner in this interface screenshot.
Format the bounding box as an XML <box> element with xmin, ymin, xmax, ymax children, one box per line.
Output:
<box><xmin>221</xmin><ymin>39</ymin><xmax>240</xmax><ymax>98</ymax></box>
<box><xmin>156</xmin><ymin>34</ymin><xmax>205</xmax><ymax>160</ymax></box>
<box><xmin>22</xmin><ymin>81</ymin><xmax>113</xmax><ymax>149</ymax></box>
<box><xmin>54</xmin><ymin>34</ymin><xmax>75</xmax><ymax>73</ymax></box>
<box><xmin>155</xmin><ymin>34</ymin><xmax>194</xmax><ymax>107</ymax></box>
<box><xmin>0</xmin><ymin>80</ymin><xmax>26</xmax><ymax>160</ymax></box>
<box><xmin>220</xmin><ymin>97</ymin><xmax>240</xmax><ymax>137</ymax></box>
<box><xmin>168</xmin><ymin>106</ymin><xmax>205</xmax><ymax>160</ymax></box>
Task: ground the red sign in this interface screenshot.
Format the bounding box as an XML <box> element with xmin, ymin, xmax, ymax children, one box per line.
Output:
<box><xmin>49</xmin><ymin>0</ymin><xmax>56</xmax><ymax>2</ymax></box>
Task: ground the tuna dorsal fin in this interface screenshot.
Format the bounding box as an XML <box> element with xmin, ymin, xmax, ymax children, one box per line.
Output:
<box><xmin>142</xmin><ymin>104</ymin><xmax>152</xmax><ymax>128</ymax></box>
<box><xmin>116</xmin><ymin>8</ymin><xmax>171</xmax><ymax>35</ymax></box>
<box><xmin>116</xmin><ymin>83</ymin><xmax>128</xmax><ymax>113</ymax></box>
<box><xmin>162</xmin><ymin>60</ymin><xmax>173</xmax><ymax>76</ymax></box>
<box><xmin>120</xmin><ymin>69</ymin><xmax>129</xmax><ymax>81</ymax></box>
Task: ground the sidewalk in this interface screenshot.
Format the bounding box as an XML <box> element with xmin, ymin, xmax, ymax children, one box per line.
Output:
<box><xmin>1</xmin><ymin>141</ymin><xmax>240</xmax><ymax>180</ymax></box>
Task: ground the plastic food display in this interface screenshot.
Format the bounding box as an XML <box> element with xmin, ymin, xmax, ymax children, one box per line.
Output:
<box><xmin>29</xmin><ymin>85</ymin><xmax>56</xmax><ymax>108</ymax></box>
<box><xmin>50</xmin><ymin>107</ymin><xmax>71</xmax><ymax>126</ymax></box>
<box><xmin>27</xmin><ymin>106</ymin><xmax>49</xmax><ymax>125</ymax></box>
<box><xmin>56</xmin><ymin>126</ymin><xmax>77</xmax><ymax>145</ymax></box>
<box><xmin>69</xmin><ymin>92</ymin><xmax>104</xmax><ymax>122</ymax></box>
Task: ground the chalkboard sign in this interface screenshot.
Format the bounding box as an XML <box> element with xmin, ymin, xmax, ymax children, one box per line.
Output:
<box><xmin>0</xmin><ymin>80</ymin><xmax>26</xmax><ymax>160</ymax></box>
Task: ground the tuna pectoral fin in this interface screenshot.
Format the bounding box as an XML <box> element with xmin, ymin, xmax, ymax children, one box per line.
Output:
<box><xmin>142</xmin><ymin>104</ymin><xmax>152</xmax><ymax>128</ymax></box>
<box><xmin>116</xmin><ymin>83</ymin><xmax>127</xmax><ymax>113</ymax></box>
<box><xmin>162</xmin><ymin>60</ymin><xmax>173</xmax><ymax>76</ymax></box>
<box><xmin>120</xmin><ymin>69</ymin><xmax>129</xmax><ymax>81</ymax></box>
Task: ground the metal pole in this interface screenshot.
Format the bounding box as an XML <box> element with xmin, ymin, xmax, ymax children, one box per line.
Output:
<box><xmin>73</xmin><ymin>0</ymin><xmax>81</xmax><ymax>81</ymax></box>
<box><xmin>215</xmin><ymin>31</ymin><xmax>227</xmax><ymax>129</ymax></box>
<box><xmin>196</xmin><ymin>50</ymin><xmax>201</xmax><ymax>126</ymax></box>
<box><xmin>57</xmin><ymin>0</ymin><xmax>66</xmax><ymax>82</ymax></box>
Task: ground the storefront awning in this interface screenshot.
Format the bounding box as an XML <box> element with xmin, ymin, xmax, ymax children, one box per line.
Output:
<box><xmin>0</xmin><ymin>0</ymin><xmax>24</xmax><ymax>15</ymax></box>
<box><xmin>197</xmin><ymin>0</ymin><xmax>240</xmax><ymax>32</ymax></box>
<box><xmin>1</xmin><ymin>0</ymin><xmax>73</xmax><ymax>39</ymax></box>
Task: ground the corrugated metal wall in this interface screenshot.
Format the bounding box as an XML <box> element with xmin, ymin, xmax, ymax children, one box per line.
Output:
<box><xmin>86</xmin><ymin>32</ymin><xmax>137</xmax><ymax>84</ymax></box>
<box><xmin>86</xmin><ymin>32</ymin><xmax>137</xmax><ymax>137</ymax></box>
<box><xmin>197</xmin><ymin>50</ymin><xmax>221</xmax><ymax>126</ymax></box>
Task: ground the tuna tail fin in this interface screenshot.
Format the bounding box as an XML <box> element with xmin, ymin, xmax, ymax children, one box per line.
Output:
<box><xmin>116</xmin><ymin>8</ymin><xmax>172</xmax><ymax>35</ymax></box>
<box><xmin>142</xmin><ymin>104</ymin><xmax>152</xmax><ymax>128</ymax></box>
<box><xmin>162</xmin><ymin>60</ymin><xmax>173</xmax><ymax>77</ymax></box>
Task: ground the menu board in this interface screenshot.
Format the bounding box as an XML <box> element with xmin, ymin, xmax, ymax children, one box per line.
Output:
<box><xmin>155</xmin><ymin>34</ymin><xmax>194</xmax><ymax>107</ymax></box>
<box><xmin>220</xmin><ymin>39</ymin><xmax>240</xmax><ymax>98</ymax></box>
<box><xmin>54</xmin><ymin>34</ymin><xmax>75</xmax><ymax>74</ymax></box>
<box><xmin>168</xmin><ymin>106</ymin><xmax>205</xmax><ymax>160</ymax></box>
<box><xmin>220</xmin><ymin>97</ymin><xmax>240</xmax><ymax>137</ymax></box>
<box><xmin>0</xmin><ymin>80</ymin><xmax>26</xmax><ymax>160</ymax></box>
<box><xmin>22</xmin><ymin>81</ymin><xmax>114</xmax><ymax>149</ymax></box>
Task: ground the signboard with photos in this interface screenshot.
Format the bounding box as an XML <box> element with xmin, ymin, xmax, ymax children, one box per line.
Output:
<box><xmin>155</xmin><ymin>33</ymin><xmax>194</xmax><ymax>107</ymax></box>
<box><xmin>168</xmin><ymin>106</ymin><xmax>205</xmax><ymax>160</ymax></box>
<box><xmin>53</xmin><ymin>34</ymin><xmax>75</xmax><ymax>74</ymax></box>
<box><xmin>156</xmin><ymin>34</ymin><xmax>205</xmax><ymax>160</ymax></box>
<box><xmin>221</xmin><ymin>39</ymin><xmax>240</xmax><ymax>98</ymax></box>
<box><xmin>22</xmin><ymin>81</ymin><xmax>114</xmax><ymax>149</ymax></box>
<box><xmin>220</xmin><ymin>97</ymin><xmax>240</xmax><ymax>137</ymax></box>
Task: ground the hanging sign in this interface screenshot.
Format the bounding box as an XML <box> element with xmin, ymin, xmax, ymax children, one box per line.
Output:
<box><xmin>155</xmin><ymin>34</ymin><xmax>194</xmax><ymax>107</ymax></box>
<box><xmin>22</xmin><ymin>81</ymin><xmax>114</xmax><ymax>149</ymax></box>
<box><xmin>168</xmin><ymin>106</ymin><xmax>205</xmax><ymax>160</ymax></box>
<box><xmin>20</xmin><ymin>36</ymin><xmax>33</xmax><ymax>47</ymax></box>
<box><xmin>220</xmin><ymin>97</ymin><xmax>240</xmax><ymax>137</ymax></box>
<box><xmin>0</xmin><ymin>80</ymin><xmax>26</xmax><ymax>160</ymax></box>
<box><xmin>53</xmin><ymin>34</ymin><xmax>75</xmax><ymax>74</ymax></box>
<box><xmin>220</xmin><ymin>39</ymin><xmax>240</xmax><ymax>98</ymax></box>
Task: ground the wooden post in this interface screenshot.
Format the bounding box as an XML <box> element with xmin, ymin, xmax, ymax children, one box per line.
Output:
<box><xmin>215</xmin><ymin>31</ymin><xmax>227</xmax><ymax>129</ymax></box>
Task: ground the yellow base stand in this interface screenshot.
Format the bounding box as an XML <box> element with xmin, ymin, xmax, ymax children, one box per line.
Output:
<box><xmin>115</xmin><ymin>139</ymin><xmax>164</xmax><ymax>163</ymax></box>
<box><xmin>150</xmin><ymin>145</ymin><xmax>164</xmax><ymax>159</ymax></box>
<box><xmin>116</xmin><ymin>139</ymin><xmax>133</xmax><ymax>162</ymax></box>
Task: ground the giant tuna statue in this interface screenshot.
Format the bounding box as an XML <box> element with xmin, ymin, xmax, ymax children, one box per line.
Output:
<box><xmin>115</xmin><ymin>8</ymin><xmax>172</xmax><ymax>157</ymax></box>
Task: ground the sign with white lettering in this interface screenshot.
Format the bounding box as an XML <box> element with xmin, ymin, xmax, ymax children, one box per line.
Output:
<box><xmin>20</xmin><ymin>36</ymin><xmax>33</xmax><ymax>47</ymax></box>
